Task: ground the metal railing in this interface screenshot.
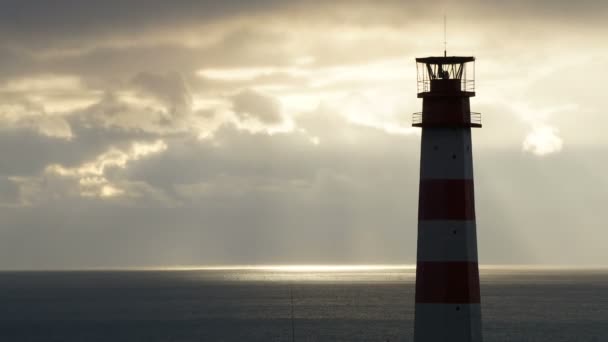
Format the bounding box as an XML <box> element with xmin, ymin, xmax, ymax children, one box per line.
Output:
<box><xmin>412</xmin><ymin>112</ymin><xmax>423</xmax><ymax>125</ymax></box>
<box><xmin>416</xmin><ymin>81</ymin><xmax>430</xmax><ymax>94</ymax></box>
<box><xmin>416</xmin><ymin>79</ymin><xmax>476</xmax><ymax>94</ymax></box>
<box><xmin>412</xmin><ymin>112</ymin><xmax>482</xmax><ymax>127</ymax></box>
<box><xmin>470</xmin><ymin>112</ymin><xmax>482</xmax><ymax>126</ymax></box>
<box><xmin>462</xmin><ymin>80</ymin><xmax>475</xmax><ymax>93</ymax></box>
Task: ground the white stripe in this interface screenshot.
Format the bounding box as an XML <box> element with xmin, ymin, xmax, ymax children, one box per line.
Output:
<box><xmin>415</xmin><ymin>303</ymin><xmax>483</xmax><ymax>342</ymax></box>
<box><xmin>417</xmin><ymin>220</ymin><xmax>479</xmax><ymax>262</ymax></box>
<box><xmin>420</xmin><ymin>127</ymin><xmax>474</xmax><ymax>180</ymax></box>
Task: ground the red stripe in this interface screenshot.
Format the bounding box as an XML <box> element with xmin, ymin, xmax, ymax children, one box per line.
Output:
<box><xmin>415</xmin><ymin>261</ymin><xmax>480</xmax><ymax>303</ymax></box>
<box><xmin>418</xmin><ymin>179</ymin><xmax>475</xmax><ymax>220</ymax></box>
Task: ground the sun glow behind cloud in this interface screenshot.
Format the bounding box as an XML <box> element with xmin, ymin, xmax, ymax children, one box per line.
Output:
<box><xmin>523</xmin><ymin>125</ymin><xmax>563</xmax><ymax>156</ymax></box>
<box><xmin>197</xmin><ymin>58</ymin><xmax>418</xmax><ymax>136</ymax></box>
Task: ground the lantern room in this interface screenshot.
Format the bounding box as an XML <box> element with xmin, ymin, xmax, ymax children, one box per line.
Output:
<box><xmin>412</xmin><ymin>56</ymin><xmax>481</xmax><ymax>128</ymax></box>
<box><xmin>416</xmin><ymin>56</ymin><xmax>475</xmax><ymax>97</ymax></box>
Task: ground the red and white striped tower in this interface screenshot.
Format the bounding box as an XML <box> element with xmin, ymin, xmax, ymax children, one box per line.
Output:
<box><xmin>412</xmin><ymin>56</ymin><xmax>482</xmax><ymax>342</ymax></box>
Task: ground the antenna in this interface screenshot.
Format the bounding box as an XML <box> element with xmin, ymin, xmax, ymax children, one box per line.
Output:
<box><xmin>443</xmin><ymin>15</ymin><xmax>447</xmax><ymax>57</ymax></box>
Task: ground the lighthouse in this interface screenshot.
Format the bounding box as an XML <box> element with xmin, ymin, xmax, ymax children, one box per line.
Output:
<box><xmin>412</xmin><ymin>56</ymin><xmax>482</xmax><ymax>341</ymax></box>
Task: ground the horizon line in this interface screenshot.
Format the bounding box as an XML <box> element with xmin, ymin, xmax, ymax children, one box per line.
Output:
<box><xmin>2</xmin><ymin>264</ymin><xmax>608</xmax><ymax>272</ymax></box>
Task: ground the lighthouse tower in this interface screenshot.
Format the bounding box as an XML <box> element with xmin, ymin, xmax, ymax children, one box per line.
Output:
<box><xmin>412</xmin><ymin>56</ymin><xmax>482</xmax><ymax>342</ymax></box>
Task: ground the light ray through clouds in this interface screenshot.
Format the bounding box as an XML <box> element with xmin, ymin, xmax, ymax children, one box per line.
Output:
<box><xmin>1</xmin><ymin>0</ymin><xmax>608</xmax><ymax>268</ymax></box>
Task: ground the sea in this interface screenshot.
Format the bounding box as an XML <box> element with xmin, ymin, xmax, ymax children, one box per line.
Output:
<box><xmin>1</xmin><ymin>267</ymin><xmax>607</xmax><ymax>342</ymax></box>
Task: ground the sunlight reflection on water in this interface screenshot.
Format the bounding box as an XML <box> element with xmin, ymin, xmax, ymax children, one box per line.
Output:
<box><xmin>144</xmin><ymin>264</ymin><xmax>608</xmax><ymax>283</ymax></box>
<box><xmin>170</xmin><ymin>265</ymin><xmax>417</xmax><ymax>282</ymax></box>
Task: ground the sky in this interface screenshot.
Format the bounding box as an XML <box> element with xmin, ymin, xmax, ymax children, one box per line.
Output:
<box><xmin>1</xmin><ymin>0</ymin><xmax>607</xmax><ymax>269</ymax></box>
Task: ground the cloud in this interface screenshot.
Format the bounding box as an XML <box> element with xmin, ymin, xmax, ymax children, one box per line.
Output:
<box><xmin>2</xmin><ymin>0</ymin><xmax>608</xmax><ymax>268</ymax></box>
<box><xmin>231</xmin><ymin>89</ymin><xmax>284</xmax><ymax>125</ymax></box>
<box><xmin>44</xmin><ymin>140</ymin><xmax>167</xmax><ymax>198</ymax></box>
<box><xmin>0</xmin><ymin>75</ymin><xmax>100</xmax><ymax>139</ymax></box>
<box><xmin>0</xmin><ymin>99</ymin><xmax>73</xmax><ymax>139</ymax></box>
<box><xmin>77</xmin><ymin>92</ymin><xmax>193</xmax><ymax>136</ymax></box>
<box><xmin>1</xmin><ymin>1</ymin><xmax>606</xmax><ymax>46</ymax></box>
<box><xmin>131</xmin><ymin>71</ymin><xmax>192</xmax><ymax>115</ymax></box>
<box><xmin>506</xmin><ymin>101</ymin><xmax>574</xmax><ymax>156</ymax></box>
<box><xmin>522</xmin><ymin>125</ymin><xmax>563</xmax><ymax>156</ymax></box>
<box><xmin>0</xmin><ymin>129</ymin><xmax>83</xmax><ymax>177</ymax></box>
<box><xmin>0</xmin><ymin>177</ymin><xmax>19</xmax><ymax>206</ymax></box>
